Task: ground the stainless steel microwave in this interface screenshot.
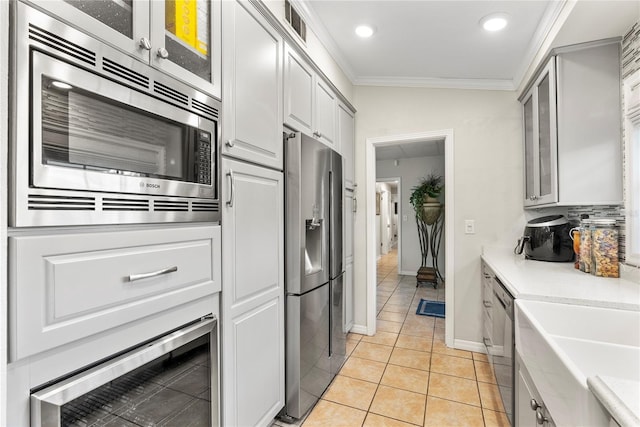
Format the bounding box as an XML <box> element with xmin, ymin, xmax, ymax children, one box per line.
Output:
<box><xmin>10</xmin><ymin>3</ymin><xmax>221</xmax><ymax>227</ymax></box>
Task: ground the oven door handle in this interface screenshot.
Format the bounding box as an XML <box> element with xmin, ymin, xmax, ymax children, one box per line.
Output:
<box><xmin>31</xmin><ymin>317</ymin><xmax>216</xmax><ymax>421</ymax></box>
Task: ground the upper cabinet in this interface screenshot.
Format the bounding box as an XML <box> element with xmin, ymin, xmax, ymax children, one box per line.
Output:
<box><xmin>32</xmin><ymin>0</ymin><xmax>222</xmax><ymax>98</ymax></box>
<box><xmin>222</xmin><ymin>0</ymin><xmax>283</xmax><ymax>170</ymax></box>
<box><xmin>521</xmin><ymin>40</ymin><xmax>622</xmax><ymax>208</ymax></box>
<box><xmin>284</xmin><ymin>42</ymin><xmax>344</xmax><ymax>151</ymax></box>
<box><xmin>338</xmin><ymin>102</ymin><xmax>355</xmax><ymax>189</ymax></box>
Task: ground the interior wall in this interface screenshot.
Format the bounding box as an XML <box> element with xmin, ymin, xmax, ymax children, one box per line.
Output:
<box><xmin>377</xmin><ymin>156</ymin><xmax>445</xmax><ymax>275</ymax></box>
<box><xmin>353</xmin><ymin>86</ymin><xmax>523</xmax><ymax>344</ymax></box>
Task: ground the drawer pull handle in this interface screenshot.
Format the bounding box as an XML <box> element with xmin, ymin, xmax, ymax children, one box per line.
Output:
<box><xmin>128</xmin><ymin>266</ymin><xmax>178</xmax><ymax>282</ymax></box>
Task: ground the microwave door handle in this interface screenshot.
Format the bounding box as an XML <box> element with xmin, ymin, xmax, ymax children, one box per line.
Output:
<box><xmin>226</xmin><ymin>169</ymin><xmax>235</xmax><ymax>207</ymax></box>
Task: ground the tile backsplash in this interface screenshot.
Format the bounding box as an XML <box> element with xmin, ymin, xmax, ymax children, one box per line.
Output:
<box><xmin>564</xmin><ymin>20</ymin><xmax>640</xmax><ymax>266</ymax></box>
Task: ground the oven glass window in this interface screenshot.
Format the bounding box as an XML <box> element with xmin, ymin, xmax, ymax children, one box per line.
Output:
<box><xmin>41</xmin><ymin>76</ymin><xmax>208</xmax><ymax>184</ymax></box>
<box><xmin>61</xmin><ymin>334</ymin><xmax>212</xmax><ymax>426</ymax></box>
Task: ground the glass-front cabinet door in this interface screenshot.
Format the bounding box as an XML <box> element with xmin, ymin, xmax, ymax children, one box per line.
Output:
<box><xmin>522</xmin><ymin>58</ymin><xmax>557</xmax><ymax>207</ymax></box>
<box><xmin>33</xmin><ymin>0</ymin><xmax>151</xmax><ymax>61</ymax></box>
<box><xmin>30</xmin><ymin>0</ymin><xmax>221</xmax><ymax>98</ymax></box>
<box><xmin>151</xmin><ymin>0</ymin><xmax>222</xmax><ymax>98</ymax></box>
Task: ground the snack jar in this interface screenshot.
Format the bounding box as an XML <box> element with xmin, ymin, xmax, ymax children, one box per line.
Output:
<box><xmin>579</xmin><ymin>219</ymin><xmax>592</xmax><ymax>273</ymax></box>
<box><xmin>590</xmin><ymin>219</ymin><xmax>619</xmax><ymax>278</ymax></box>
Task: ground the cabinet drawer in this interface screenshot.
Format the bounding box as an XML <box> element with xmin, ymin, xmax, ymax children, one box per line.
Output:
<box><xmin>9</xmin><ymin>225</ymin><xmax>220</xmax><ymax>361</ymax></box>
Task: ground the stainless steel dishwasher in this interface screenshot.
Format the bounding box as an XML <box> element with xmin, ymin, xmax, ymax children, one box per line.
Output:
<box><xmin>482</xmin><ymin>263</ymin><xmax>514</xmax><ymax>425</ymax></box>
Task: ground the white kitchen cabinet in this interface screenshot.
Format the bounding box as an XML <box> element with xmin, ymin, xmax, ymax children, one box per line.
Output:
<box><xmin>521</xmin><ymin>40</ymin><xmax>622</xmax><ymax>208</ymax></box>
<box><xmin>221</xmin><ymin>157</ymin><xmax>284</xmax><ymax>427</ymax></box>
<box><xmin>339</xmin><ymin>102</ymin><xmax>355</xmax><ymax>189</ymax></box>
<box><xmin>516</xmin><ymin>352</ymin><xmax>556</xmax><ymax>426</ymax></box>
<box><xmin>30</xmin><ymin>0</ymin><xmax>222</xmax><ymax>98</ymax></box>
<box><xmin>222</xmin><ymin>0</ymin><xmax>283</xmax><ymax>170</ymax></box>
<box><xmin>9</xmin><ymin>225</ymin><xmax>221</xmax><ymax>362</ymax></box>
<box><xmin>284</xmin><ymin>43</ymin><xmax>314</xmax><ymax>136</ymax></box>
<box><xmin>344</xmin><ymin>189</ymin><xmax>355</xmax><ymax>331</ymax></box>
<box><xmin>283</xmin><ymin>41</ymin><xmax>342</xmax><ymax>150</ymax></box>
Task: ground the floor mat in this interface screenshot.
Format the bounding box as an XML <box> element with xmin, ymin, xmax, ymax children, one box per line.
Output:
<box><xmin>416</xmin><ymin>299</ymin><xmax>445</xmax><ymax>318</ymax></box>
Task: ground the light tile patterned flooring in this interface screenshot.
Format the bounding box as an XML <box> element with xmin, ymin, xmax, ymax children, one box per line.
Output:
<box><xmin>279</xmin><ymin>248</ymin><xmax>509</xmax><ymax>427</ymax></box>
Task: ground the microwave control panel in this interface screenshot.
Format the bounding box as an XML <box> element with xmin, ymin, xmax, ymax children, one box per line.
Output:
<box><xmin>197</xmin><ymin>131</ymin><xmax>213</xmax><ymax>185</ymax></box>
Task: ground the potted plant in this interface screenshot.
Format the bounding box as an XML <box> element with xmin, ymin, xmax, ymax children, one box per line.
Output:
<box><xmin>410</xmin><ymin>173</ymin><xmax>443</xmax><ymax>225</ymax></box>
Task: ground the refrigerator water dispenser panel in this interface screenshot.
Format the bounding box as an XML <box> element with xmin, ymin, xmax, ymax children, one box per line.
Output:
<box><xmin>305</xmin><ymin>219</ymin><xmax>324</xmax><ymax>275</ymax></box>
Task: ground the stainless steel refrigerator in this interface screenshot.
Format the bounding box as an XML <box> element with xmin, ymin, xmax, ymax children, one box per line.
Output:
<box><xmin>282</xmin><ymin>132</ymin><xmax>346</xmax><ymax>420</ymax></box>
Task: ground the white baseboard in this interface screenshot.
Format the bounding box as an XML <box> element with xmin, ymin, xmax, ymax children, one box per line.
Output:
<box><xmin>400</xmin><ymin>270</ymin><xmax>415</xmax><ymax>276</ymax></box>
<box><xmin>453</xmin><ymin>339</ymin><xmax>487</xmax><ymax>354</ymax></box>
<box><xmin>349</xmin><ymin>324</ymin><xmax>370</xmax><ymax>336</ymax></box>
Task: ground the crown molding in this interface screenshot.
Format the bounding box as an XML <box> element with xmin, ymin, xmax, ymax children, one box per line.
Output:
<box><xmin>513</xmin><ymin>0</ymin><xmax>569</xmax><ymax>94</ymax></box>
<box><xmin>354</xmin><ymin>76</ymin><xmax>516</xmax><ymax>91</ymax></box>
<box><xmin>290</xmin><ymin>0</ymin><xmax>358</xmax><ymax>83</ymax></box>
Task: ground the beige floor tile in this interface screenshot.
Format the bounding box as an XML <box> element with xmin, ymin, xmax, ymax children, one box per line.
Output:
<box><xmin>339</xmin><ymin>356</ymin><xmax>387</xmax><ymax>383</ymax></box>
<box><xmin>434</xmin><ymin>317</ymin><xmax>445</xmax><ymax>328</ymax></box>
<box><xmin>431</xmin><ymin>337</ymin><xmax>472</xmax><ymax>359</ymax></box>
<box><xmin>323</xmin><ymin>375</ymin><xmax>378</xmax><ymax>411</ymax></box>
<box><xmin>478</xmin><ymin>382</ymin><xmax>505</xmax><ymax>412</ymax></box>
<box><xmin>382</xmin><ymin>303</ymin><xmax>409</xmax><ymax>314</ymax></box>
<box><xmin>395</xmin><ymin>334</ymin><xmax>432</xmax><ymax>352</ymax></box>
<box><xmin>400</xmin><ymin>322</ymin><xmax>434</xmax><ymax>337</ymax></box>
<box><xmin>352</xmin><ymin>341</ymin><xmax>394</xmax><ymax>363</ymax></box>
<box><xmin>423</xmin><ymin>396</ymin><xmax>484</xmax><ymax>427</ymax></box>
<box><xmin>370</xmin><ymin>385</ymin><xmax>426</xmax><ymax>425</ymax></box>
<box><xmin>347</xmin><ymin>333</ymin><xmax>365</xmax><ymax>342</ymax></box>
<box><xmin>483</xmin><ymin>408</ymin><xmax>511</xmax><ymax>427</ymax></box>
<box><xmin>377</xmin><ymin>311</ymin><xmax>407</xmax><ymax>323</ymax></box>
<box><xmin>430</xmin><ymin>353</ymin><xmax>476</xmax><ymax>380</ymax></box>
<box><xmin>427</xmin><ymin>372</ymin><xmax>480</xmax><ymax>407</ymax></box>
<box><xmin>474</xmin><ymin>360</ymin><xmax>497</xmax><ymax>384</ymax></box>
<box><xmin>377</xmin><ymin>319</ymin><xmax>403</xmax><ymax>334</ymax></box>
<box><xmin>404</xmin><ymin>315</ymin><xmax>436</xmax><ymax>329</ymax></box>
<box><xmin>388</xmin><ymin>347</ymin><xmax>431</xmax><ymax>371</ymax></box>
<box><xmin>473</xmin><ymin>352</ymin><xmax>489</xmax><ymax>363</ymax></box>
<box><xmin>302</xmin><ymin>399</ymin><xmax>367</xmax><ymax>427</ymax></box>
<box><xmin>346</xmin><ymin>339</ymin><xmax>359</xmax><ymax>356</ymax></box>
<box><xmin>377</xmin><ymin>290</ymin><xmax>394</xmax><ymax>299</ymax></box>
<box><xmin>380</xmin><ymin>364</ymin><xmax>429</xmax><ymax>394</ymax></box>
<box><xmin>363</xmin><ymin>413</ymin><xmax>417</xmax><ymax>427</ymax></box>
<box><xmin>362</xmin><ymin>331</ymin><xmax>399</xmax><ymax>347</ymax></box>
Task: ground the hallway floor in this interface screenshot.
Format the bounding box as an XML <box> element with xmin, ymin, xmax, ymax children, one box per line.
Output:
<box><xmin>301</xmin><ymin>248</ymin><xmax>509</xmax><ymax>427</ymax></box>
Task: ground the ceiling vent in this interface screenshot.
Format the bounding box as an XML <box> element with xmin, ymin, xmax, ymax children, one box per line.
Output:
<box><xmin>285</xmin><ymin>0</ymin><xmax>306</xmax><ymax>43</ymax></box>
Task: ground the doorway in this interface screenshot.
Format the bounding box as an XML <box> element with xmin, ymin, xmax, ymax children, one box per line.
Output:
<box><xmin>375</xmin><ymin>178</ymin><xmax>400</xmax><ymax>267</ymax></box>
<box><xmin>365</xmin><ymin>130</ymin><xmax>454</xmax><ymax>348</ymax></box>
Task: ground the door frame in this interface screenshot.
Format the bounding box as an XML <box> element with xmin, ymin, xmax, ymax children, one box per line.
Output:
<box><xmin>366</xmin><ymin>130</ymin><xmax>454</xmax><ymax>348</ymax></box>
<box><xmin>376</xmin><ymin>177</ymin><xmax>401</xmax><ymax>274</ymax></box>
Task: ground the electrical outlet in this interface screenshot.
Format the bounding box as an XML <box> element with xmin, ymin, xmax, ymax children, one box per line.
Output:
<box><xmin>465</xmin><ymin>220</ymin><xmax>475</xmax><ymax>234</ymax></box>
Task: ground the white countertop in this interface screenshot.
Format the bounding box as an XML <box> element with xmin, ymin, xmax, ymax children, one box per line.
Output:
<box><xmin>482</xmin><ymin>246</ymin><xmax>640</xmax><ymax>310</ymax></box>
<box><xmin>482</xmin><ymin>246</ymin><xmax>640</xmax><ymax>425</ymax></box>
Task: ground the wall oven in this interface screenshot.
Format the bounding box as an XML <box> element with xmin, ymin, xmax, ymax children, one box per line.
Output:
<box><xmin>11</xmin><ymin>3</ymin><xmax>221</xmax><ymax>226</ymax></box>
<box><xmin>31</xmin><ymin>316</ymin><xmax>219</xmax><ymax>427</ymax></box>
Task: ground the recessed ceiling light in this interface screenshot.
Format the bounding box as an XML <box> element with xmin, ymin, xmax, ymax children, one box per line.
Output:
<box><xmin>355</xmin><ymin>25</ymin><xmax>375</xmax><ymax>38</ymax></box>
<box><xmin>50</xmin><ymin>81</ymin><xmax>73</xmax><ymax>90</ymax></box>
<box><xmin>480</xmin><ymin>13</ymin><xmax>509</xmax><ymax>32</ymax></box>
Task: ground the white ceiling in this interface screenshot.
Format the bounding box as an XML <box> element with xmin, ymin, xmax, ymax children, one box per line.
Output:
<box><xmin>298</xmin><ymin>0</ymin><xmax>639</xmax><ymax>91</ymax></box>
<box><xmin>376</xmin><ymin>139</ymin><xmax>444</xmax><ymax>160</ymax></box>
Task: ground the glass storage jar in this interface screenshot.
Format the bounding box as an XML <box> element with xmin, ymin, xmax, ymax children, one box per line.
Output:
<box><xmin>590</xmin><ymin>219</ymin><xmax>619</xmax><ymax>278</ymax></box>
<box><xmin>579</xmin><ymin>219</ymin><xmax>592</xmax><ymax>273</ymax></box>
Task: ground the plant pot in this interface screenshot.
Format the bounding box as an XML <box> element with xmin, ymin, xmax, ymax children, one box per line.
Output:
<box><xmin>425</xmin><ymin>196</ymin><xmax>439</xmax><ymax>203</ymax></box>
<box><xmin>421</xmin><ymin>202</ymin><xmax>441</xmax><ymax>225</ymax></box>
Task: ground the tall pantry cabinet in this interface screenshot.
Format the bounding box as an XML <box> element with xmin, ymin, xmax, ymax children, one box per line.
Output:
<box><xmin>220</xmin><ymin>1</ymin><xmax>284</xmax><ymax>426</ymax></box>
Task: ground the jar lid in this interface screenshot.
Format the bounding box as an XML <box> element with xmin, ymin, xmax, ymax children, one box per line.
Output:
<box><xmin>590</xmin><ymin>218</ymin><xmax>617</xmax><ymax>226</ymax></box>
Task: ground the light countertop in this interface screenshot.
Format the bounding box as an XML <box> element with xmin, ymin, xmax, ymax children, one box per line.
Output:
<box><xmin>482</xmin><ymin>246</ymin><xmax>640</xmax><ymax>310</ymax></box>
<box><xmin>482</xmin><ymin>246</ymin><xmax>640</xmax><ymax>425</ymax></box>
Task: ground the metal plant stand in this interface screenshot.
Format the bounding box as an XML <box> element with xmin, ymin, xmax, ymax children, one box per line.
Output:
<box><xmin>416</xmin><ymin>206</ymin><xmax>444</xmax><ymax>288</ymax></box>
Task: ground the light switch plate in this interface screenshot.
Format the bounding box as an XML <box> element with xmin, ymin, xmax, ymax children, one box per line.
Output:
<box><xmin>465</xmin><ymin>220</ymin><xmax>475</xmax><ymax>234</ymax></box>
